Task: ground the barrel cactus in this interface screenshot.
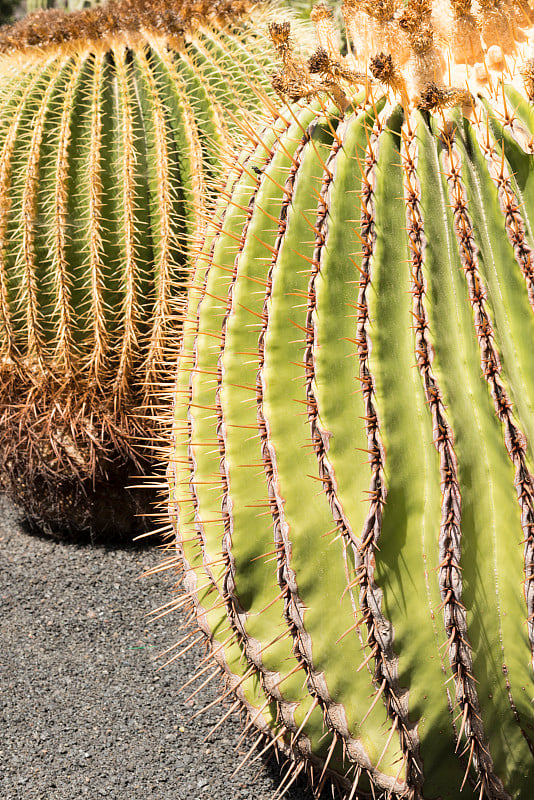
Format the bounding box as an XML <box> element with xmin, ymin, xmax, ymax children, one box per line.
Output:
<box><xmin>168</xmin><ymin>1</ymin><xmax>534</xmax><ymax>797</ymax></box>
<box><xmin>0</xmin><ymin>0</ymin><xmax>292</xmax><ymax>540</ymax></box>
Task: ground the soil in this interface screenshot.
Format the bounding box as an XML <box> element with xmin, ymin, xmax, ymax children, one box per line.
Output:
<box><xmin>0</xmin><ymin>494</ymin><xmax>323</xmax><ymax>800</ymax></box>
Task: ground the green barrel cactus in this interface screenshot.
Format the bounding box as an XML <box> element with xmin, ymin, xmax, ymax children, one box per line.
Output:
<box><xmin>168</xmin><ymin>1</ymin><xmax>534</xmax><ymax>797</ymax></box>
<box><xmin>0</xmin><ymin>0</ymin><xmax>292</xmax><ymax>540</ymax></box>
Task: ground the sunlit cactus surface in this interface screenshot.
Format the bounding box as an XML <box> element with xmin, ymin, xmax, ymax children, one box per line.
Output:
<box><xmin>168</xmin><ymin>2</ymin><xmax>534</xmax><ymax>797</ymax></box>
<box><xmin>0</xmin><ymin>0</ymin><xmax>287</xmax><ymax>540</ymax></box>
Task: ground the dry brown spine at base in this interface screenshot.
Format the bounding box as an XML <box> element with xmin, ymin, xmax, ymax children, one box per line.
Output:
<box><xmin>402</xmin><ymin>117</ymin><xmax>501</xmax><ymax>795</ymax></box>
<box><xmin>0</xmin><ymin>0</ymin><xmax>289</xmax><ymax>540</ymax></box>
<box><xmin>443</xmin><ymin>126</ymin><xmax>533</xmax><ymax>792</ymax></box>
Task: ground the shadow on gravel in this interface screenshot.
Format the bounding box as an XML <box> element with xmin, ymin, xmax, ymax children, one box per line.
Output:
<box><xmin>0</xmin><ymin>494</ymin><xmax>341</xmax><ymax>800</ymax></box>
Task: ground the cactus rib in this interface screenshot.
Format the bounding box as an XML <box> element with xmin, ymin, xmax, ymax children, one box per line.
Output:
<box><xmin>404</xmin><ymin>116</ymin><xmax>504</xmax><ymax>796</ymax></box>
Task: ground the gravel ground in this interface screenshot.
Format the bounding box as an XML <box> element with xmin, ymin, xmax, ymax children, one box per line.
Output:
<box><xmin>0</xmin><ymin>494</ymin><xmax>321</xmax><ymax>800</ymax></box>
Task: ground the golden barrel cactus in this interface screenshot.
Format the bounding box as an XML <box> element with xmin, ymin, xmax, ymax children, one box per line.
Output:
<box><xmin>168</xmin><ymin>2</ymin><xmax>534</xmax><ymax>797</ymax></box>
<box><xmin>0</xmin><ymin>0</ymin><xmax>288</xmax><ymax>541</ymax></box>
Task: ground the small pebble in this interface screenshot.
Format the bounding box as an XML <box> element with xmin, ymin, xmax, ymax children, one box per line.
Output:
<box><xmin>0</xmin><ymin>495</ymin><xmax>320</xmax><ymax>800</ymax></box>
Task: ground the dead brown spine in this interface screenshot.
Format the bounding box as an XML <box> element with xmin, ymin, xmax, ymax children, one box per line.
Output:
<box><xmin>354</xmin><ymin>107</ymin><xmax>422</xmax><ymax>798</ymax></box>
<box><xmin>0</xmin><ymin>0</ymin><xmax>258</xmax><ymax>55</ymax></box>
<box><xmin>402</xmin><ymin>117</ymin><xmax>504</xmax><ymax>797</ymax></box>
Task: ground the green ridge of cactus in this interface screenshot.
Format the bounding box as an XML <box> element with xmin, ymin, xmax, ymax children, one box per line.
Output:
<box><xmin>0</xmin><ymin>0</ymin><xmax>299</xmax><ymax>542</ymax></box>
<box><xmin>168</xmin><ymin>2</ymin><xmax>534</xmax><ymax>797</ymax></box>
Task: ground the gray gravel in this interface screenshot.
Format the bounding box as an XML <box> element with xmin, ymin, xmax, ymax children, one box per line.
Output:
<box><xmin>0</xmin><ymin>494</ymin><xmax>319</xmax><ymax>800</ymax></box>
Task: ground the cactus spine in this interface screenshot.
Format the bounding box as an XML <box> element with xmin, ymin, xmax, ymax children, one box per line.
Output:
<box><xmin>168</xmin><ymin>2</ymin><xmax>534</xmax><ymax>797</ymax></box>
<box><xmin>0</xmin><ymin>0</ymin><xmax>288</xmax><ymax>540</ymax></box>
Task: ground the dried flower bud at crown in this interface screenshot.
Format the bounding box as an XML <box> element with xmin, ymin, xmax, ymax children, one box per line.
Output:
<box><xmin>521</xmin><ymin>58</ymin><xmax>534</xmax><ymax>101</ymax></box>
<box><xmin>418</xmin><ymin>81</ymin><xmax>471</xmax><ymax>110</ymax></box>
<box><xmin>268</xmin><ymin>22</ymin><xmax>292</xmax><ymax>58</ymax></box>
<box><xmin>269</xmin><ymin>0</ymin><xmax>534</xmax><ymax>111</ymax></box>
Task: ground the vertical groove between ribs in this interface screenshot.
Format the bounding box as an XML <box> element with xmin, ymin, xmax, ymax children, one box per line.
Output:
<box><xmin>470</xmin><ymin>117</ymin><xmax>534</xmax><ymax>663</ymax></box>
<box><xmin>147</xmin><ymin>36</ymin><xmax>207</xmax><ymax>249</ymax></box>
<box><xmin>473</xmin><ymin>115</ymin><xmax>534</xmax><ymax>320</ymax></box>
<box><xmin>443</xmin><ymin>126</ymin><xmax>534</xmax><ymax>672</ymax></box>
<box><xmin>0</xmin><ymin>59</ymin><xmax>55</xmax><ymax>365</ymax></box>
<box><xmin>215</xmin><ymin>126</ymin><xmax>316</xmax><ymax>736</ymax></box>
<box><xmin>214</xmin><ymin>126</ymin><xmax>328</xmax><ymax>767</ymax></box>
<box><xmin>403</xmin><ymin>117</ymin><xmax>506</xmax><ymax>798</ymax></box>
<box><xmin>53</xmin><ymin>55</ymin><xmax>81</xmax><ymax>375</ymax></box>
<box><xmin>112</xmin><ymin>45</ymin><xmax>140</xmax><ymax>403</ymax></box>
<box><xmin>443</xmin><ymin>126</ymin><xmax>534</xmax><ymax>793</ymax></box>
<box><xmin>254</xmin><ymin>114</ymin><xmax>404</xmax><ymax>798</ymax></box>
<box><xmin>303</xmin><ymin>114</ymin><xmax>410</xmax><ymax>797</ymax></box>
<box><xmin>21</xmin><ymin>57</ymin><xmax>66</xmax><ymax>373</ymax></box>
<box><xmin>174</xmin><ymin>152</ymin><xmax>276</xmax><ymax>737</ymax></box>
<box><xmin>137</xmin><ymin>47</ymin><xmax>175</xmax><ymax>403</ymax></box>
<box><xmin>87</xmin><ymin>50</ymin><xmax>108</xmax><ymax>385</ymax></box>
<box><xmin>354</xmin><ymin>106</ymin><xmax>423</xmax><ymax>798</ymax></box>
